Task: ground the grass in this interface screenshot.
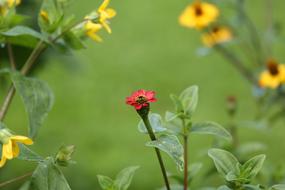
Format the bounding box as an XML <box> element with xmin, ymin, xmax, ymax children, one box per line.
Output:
<box><xmin>1</xmin><ymin>0</ymin><xmax>285</xmax><ymax>189</ymax></box>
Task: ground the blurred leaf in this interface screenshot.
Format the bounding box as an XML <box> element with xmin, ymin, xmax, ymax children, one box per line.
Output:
<box><xmin>236</xmin><ymin>142</ymin><xmax>267</xmax><ymax>157</ymax></box>
<box><xmin>170</xmin><ymin>94</ymin><xmax>183</xmax><ymax>114</ymax></box>
<box><xmin>98</xmin><ymin>166</ymin><xmax>139</xmax><ymax>190</ymax></box>
<box><xmin>165</xmin><ymin>111</ymin><xmax>183</xmax><ymax>135</ymax></box>
<box><xmin>208</xmin><ymin>148</ymin><xmax>240</xmax><ymax>177</ymax></box>
<box><xmin>97</xmin><ymin>175</ymin><xmax>114</xmax><ymax>190</ymax></box>
<box><xmin>18</xmin><ymin>144</ymin><xmax>43</xmax><ymax>162</ymax></box>
<box><xmin>158</xmin><ymin>184</ymin><xmax>185</xmax><ymax>190</ymax></box>
<box><xmin>240</xmin><ymin>154</ymin><xmax>266</xmax><ymax>180</ymax></box>
<box><xmin>18</xmin><ymin>181</ymin><xmax>32</xmax><ymax>190</ymax></box>
<box><xmin>188</xmin><ymin>162</ymin><xmax>203</xmax><ymax>182</ymax></box>
<box><xmin>179</xmin><ymin>85</ymin><xmax>199</xmax><ymax>117</ymax></box>
<box><xmin>242</xmin><ymin>184</ymin><xmax>263</xmax><ymax>190</ymax></box>
<box><xmin>1</xmin><ymin>26</ymin><xmax>43</xmax><ymax>48</ymax></box>
<box><xmin>191</xmin><ymin>121</ymin><xmax>232</xmax><ymax>141</ymax></box>
<box><xmin>146</xmin><ymin>134</ymin><xmax>184</xmax><ymax>171</ymax></box>
<box><xmin>114</xmin><ymin>166</ymin><xmax>140</xmax><ymax>190</ymax></box>
<box><xmin>165</xmin><ymin>111</ymin><xmax>180</xmax><ymax>122</ymax></box>
<box><xmin>62</xmin><ymin>31</ymin><xmax>85</xmax><ymax>50</ymax></box>
<box><xmin>138</xmin><ymin>113</ymin><xmax>167</xmax><ymax>134</ymax></box>
<box><xmin>28</xmin><ymin>157</ymin><xmax>71</xmax><ymax>190</ymax></box>
<box><xmin>217</xmin><ymin>186</ymin><xmax>231</xmax><ymax>190</ymax></box>
<box><xmin>11</xmin><ymin>72</ymin><xmax>54</xmax><ymax>139</ymax></box>
<box><xmin>270</xmin><ymin>184</ymin><xmax>285</xmax><ymax>190</ymax></box>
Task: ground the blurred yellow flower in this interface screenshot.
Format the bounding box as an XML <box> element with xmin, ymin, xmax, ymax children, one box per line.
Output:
<box><xmin>179</xmin><ymin>1</ymin><xmax>219</xmax><ymax>29</ymax></box>
<box><xmin>0</xmin><ymin>130</ymin><xmax>33</xmax><ymax>167</ymax></box>
<box><xmin>40</xmin><ymin>10</ymin><xmax>49</xmax><ymax>23</ymax></box>
<box><xmin>0</xmin><ymin>0</ymin><xmax>21</xmax><ymax>16</ymax></box>
<box><xmin>7</xmin><ymin>0</ymin><xmax>21</xmax><ymax>7</ymax></box>
<box><xmin>97</xmin><ymin>0</ymin><xmax>116</xmax><ymax>33</ymax></box>
<box><xmin>259</xmin><ymin>60</ymin><xmax>285</xmax><ymax>89</ymax></box>
<box><xmin>202</xmin><ymin>26</ymin><xmax>232</xmax><ymax>47</ymax></box>
<box><xmin>84</xmin><ymin>21</ymin><xmax>103</xmax><ymax>42</ymax></box>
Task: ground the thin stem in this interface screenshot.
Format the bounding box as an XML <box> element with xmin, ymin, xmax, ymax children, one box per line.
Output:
<box><xmin>7</xmin><ymin>43</ymin><xmax>16</xmax><ymax>70</ymax></box>
<box><xmin>182</xmin><ymin>119</ymin><xmax>188</xmax><ymax>190</ymax></box>
<box><xmin>142</xmin><ymin>116</ymin><xmax>171</xmax><ymax>190</ymax></box>
<box><xmin>0</xmin><ymin>172</ymin><xmax>32</xmax><ymax>188</ymax></box>
<box><xmin>0</xmin><ymin>85</ymin><xmax>15</xmax><ymax>121</ymax></box>
<box><xmin>214</xmin><ymin>44</ymin><xmax>256</xmax><ymax>85</ymax></box>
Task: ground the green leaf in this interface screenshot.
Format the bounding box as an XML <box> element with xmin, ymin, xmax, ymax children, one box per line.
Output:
<box><xmin>11</xmin><ymin>72</ymin><xmax>54</xmax><ymax>139</ymax></box>
<box><xmin>97</xmin><ymin>175</ymin><xmax>114</xmax><ymax>190</ymax></box>
<box><xmin>236</xmin><ymin>142</ymin><xmax>267</xmax><ymax>157</ymax></box>
<box><xmin>191</xmin><ymin>121</ymin><xmax>232</xmax><ymax>141</ymax></box>
<box><xmin>241</xmin><ymin>154</ymin><xmax>266</xmax><ymax>180</ymax></box>
<box><xmin>138</xmin><ymin>113</ymin><xmax>167</xmax><ymax>134</ymax></box>
<box><xmin>208</xmin><ymin>148</ymin><xmax>240</xmax><ymax>177</ymax></box>
<box><xmin>146</xmin><ymin>134</ymin><xmax>184</xmax><ymax>171</ymax></box>
<box><xmin>158</xmin><ymin>184</ymin><xmax>185</xmax><ymax>190</ymax></box>
<box><xmin>1</xmin><ymin>26</ymin><xmax>43</xmax><ymax>48</ymax></box>
<box><xmin>165</xmin><ymin>111</ymin><xmax>183</xmax><ymax>135</ymax></box>
<box><xmin>188</xmin><ymin>162</ymin><xmax>203</xmax><ymax>182</ymax></box>
<box><xmin>179</xmin><ymin>85</ymin><xmax>198</xmax><ymax>117</ymax></box>
<box><xmin>63</xmin><ymin>31</ymin><xmax>85</xmax><ymax>50</ymax></box>
<box><xmin>242</xmin><ymin>184</ymin><xmax>263</xmax><ymax>190</ymax></box>
<box><xmin>29</xmin><ymin>157</ymin><xmax>71</xmax><ymax>190</ymax></box>
<box><xmin>270</xmin><ymin>184</ymin><xmax>285</xmax><ymax>190</ymax></box>
<box><xmin>18</xmin><ymin>144</ymin><xmax>43</xmax><ymax>162</ymax></box>
<box><xmin>114</xmin><ymin>166</ymin><xmax>140</xmax><ymax>190</ymax></box>
<box><xmin>217</xmin><ymin>186</ymin><xmax>231</xmax><ymax>190</ymax></box>
<box><xmin>170</xmin><ymin>94</ymin><xmax>183</xmax><ymax>113</ymax></box>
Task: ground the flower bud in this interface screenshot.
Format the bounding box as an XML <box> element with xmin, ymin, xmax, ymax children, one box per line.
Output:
<box><xmin>226</xmin><ymin>96</ymin><xmax>237</xmax><ymax>116</ymax></box>
<box><xmin>55</xmin><ymin>145</ymin><xmax>75</xmax><ymax>167</ymax></box>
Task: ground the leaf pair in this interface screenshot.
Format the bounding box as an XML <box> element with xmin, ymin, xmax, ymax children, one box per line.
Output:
<box><xmin>97</xmin><ymin>166</ymin><xmax>140</xmax><ymax>190</ymax></box>
<box><xmin>208</xmin><ymin>148</ymin><xmax>266</xmax><ymax>186</ymax></box>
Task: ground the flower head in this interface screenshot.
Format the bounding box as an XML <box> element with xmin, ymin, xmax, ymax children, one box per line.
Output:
<box><xmin>97</xmin><ymin>0</ymin><xmax>116</xmax><ymax>33</ymax></box>
<box><xmin>202</xmin><ymin>26</ymin><xmax>232</xmax><ymax>47</ymax></box>
<box><xmin>179</xmin><ymin>1</ymin><xmax>219</xmax><ymax>29</ymax></box>
<box><xmin>0</xmin><ymin>129</ymin><xmax>33</xmax><ymax>167</ymax></box>
<box><xmin>259</xmin><ymin>59</ymin><xmax>285</xmax><ymax>89</ymax></box>
<box><xmin>84</xmin><ymin>21</ymin><xmax>103</xmax><ymax>42</ymax></box>
<box><xmin>126</xmin><ymin>90</ymin><xmax>157</xmax><ymax>110</ymax></box>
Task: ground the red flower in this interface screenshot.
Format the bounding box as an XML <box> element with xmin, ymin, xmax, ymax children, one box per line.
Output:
<box><xmin>126</xmin><ymin>89</ymin><xmax>157</xmax><ymax>110</ymax></box>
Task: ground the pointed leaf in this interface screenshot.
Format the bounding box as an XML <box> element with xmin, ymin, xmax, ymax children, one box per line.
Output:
<box><xmin>29</xmin><ymin>157</ymin><xmax>71</xmax><ymax>190</ymax></box>
<box><xmin>18</xmin><ymin>144</ymin><xmax>43</xmax><ymax>162</ymax></box>
<box><xmin>191</xmin><ymin>122</ymin><xmax>232</xmax><ymax>141</ymax></box>
<box><xmin>179</xmin><ymin>85</ymin><xmax>198</xmax><ymax>117</ymax></box>
<box><xmin>146</xmin><ymin>134</ymin><xmax>184</xmax><ymax>171</ymax></box>
<box><xmin>97</xmin><ymin>175</ymin><xmax>114</xmax><ymax>190</ymax></box>
<box><xmin>208</xmin><ymin>148</ymin><xmax>240</xmax><ymax>177</ymax></box>
<box><xmin>138</xmin><ymin>113</ymin><xmax>166</xmax><ymax>134</ymax></box>
<box><xmin>241</xmin><ymin>154</ymin><xmax>266</xmax><ymax>179</ymax></box>
<box><xmin>114</xmin><ymin>166</ymin><xmax>140</xmax><ymax>190</ymax></box>
<box><xmin>11</xmin><ymin>72</ymin><xmax>54</xmax><ymax>139</ymax></box>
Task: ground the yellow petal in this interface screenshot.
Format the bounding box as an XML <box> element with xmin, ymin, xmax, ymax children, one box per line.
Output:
<box><xmin>11</xmin><ymin>135</ymin><xmax>33</xmax><ymax>145</ymax></box>
<box><xmin>106</xmin><ymin>8</ymin><xmax>116</xmax><ymax>18</ymax></box>
<box><xmin>12</xmin><ymin>142</ymin><xmax>20</xmax><ymax>157</ymax></box>
<box><xmin>3</xmin><ymin>140</ymin><xmax>13</xmax><ymax>159</ymax></box>
<box><xmin>98</xmin><ymin>0</ymin><xmax>110</xmax><ymax>12</ymax></box>
<box><xmin>0</xmin><ymin>155</ymin><xmax>7</xmax><ymax>168</ymax></box>
<box><xmin>259</xmin><ymin>71</ymin><xmax>280</xmax><ymax>89</ymax></box>
<box><xmin>101</xmin><ymin>21</ymin><xmax>112</xmax><ymax>34</ymax></box>
<box><xmin>88</xmin><ymin>32</ymin><xmax>103</xmax><ymax>42</ymax></box>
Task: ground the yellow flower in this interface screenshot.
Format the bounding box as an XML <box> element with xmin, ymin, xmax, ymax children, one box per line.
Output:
<box><xmin>84</xmin><ymin>21</ymin><xmax>103</xmax><ymax>42</ymax></box>
<box><xmin>40</xmin><ymin>10</ymin><xmax>49</xmax><ymax>23</ymax></box>
<box><xmin>97</xmin><ymin>0</ymin><xmax>116</xmax><ymax>33</ymax></box>
<box><xmin>7</xmin><ymin>0</ymin><xmax>21</xmax><ymax>7</ymax></box>
<box><xmin>0</xmin><ymin>130</ymin><xmax>33</xmax><ymax>167</ymax></box>
<box><xmin>202</xmin><ymin>26</ymin><xmax>233</xmax><ymax>47</ymax></box>
<box><xmin>179</xmin><ymin>1</ymin><xmax>219</xmax><ymax>29</ymax></box>
<box><xmin>259</xmin><ymin>60</ymin><xmax>285</xmax><ymax>89</ymax></box>
<box><xmin>0</xmin><ymin>0</ymin><xmax>21</xmax><ymax>16</ymax></box>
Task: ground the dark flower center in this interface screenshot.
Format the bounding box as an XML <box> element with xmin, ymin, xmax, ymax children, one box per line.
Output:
<box><xmin>267</xmin><ymin>60</ymin><xmax>279</xmax><ymax>76</ymax></box>
<box><xmin>194</xmin><ymin>4</ymin><xmax>203</xmax><ymax>16</ymax></box>
<box><xmin>136</xmin><ymin>96</ymin><xmax>147</xmax><ymax>104</ymax></box>
<box><xmin>212</xmin><ymin>27</ymin><xmax>220</xmax><ymax>33</ymax></box>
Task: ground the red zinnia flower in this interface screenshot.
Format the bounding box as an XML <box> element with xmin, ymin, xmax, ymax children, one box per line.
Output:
<box><xmin>126</xmin><ymin>89</ymin><xmax>157</xmax><ymax>110</ymax></box>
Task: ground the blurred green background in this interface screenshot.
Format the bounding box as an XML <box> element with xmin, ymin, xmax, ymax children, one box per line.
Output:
<box><xmin>1</xmin><ymin>0</ymin><xmax>285</xmax><ymax>189</ymax></box>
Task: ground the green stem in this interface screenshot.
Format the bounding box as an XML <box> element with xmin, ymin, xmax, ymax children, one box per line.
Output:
<box><xmin>182</xmin><ymin>118</ymin><xmax>188</xmax><ymax>190</ymax></box>
<box><xmin>214</xmin><ymin>45</ymin><xmax>256</xmax><ymax>85</ymax></box>
<box><xmin>0</xmin><ymin>172</ymin><xmax>33</xmax><ymax>188</ymax></box>
<box><xmin>142</xmin><ymin>116</ymin><xmax>171</xmax><ymax>190</ymax></box>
